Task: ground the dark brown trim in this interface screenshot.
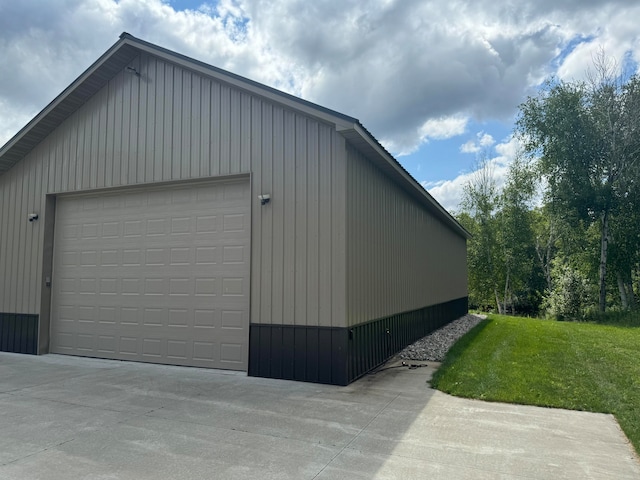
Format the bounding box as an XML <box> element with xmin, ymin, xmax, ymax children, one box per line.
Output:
<box><xmin>347</xmin><ymin>297</ymin><xmax>468</xmax><ymax>383</ymax></box>
<box><xmin>248</xmin><ymin>324</ymin><xmax>349</xmax><ymax>385</ymax></box>
<box><xmin>248</xmin><ymin>297</ymin><xmax>468</xmax><ymax>386</ymax></box>
<box><xmin>0</xmin><ymin>313</ymin><xmax>39</xmax><ymax>354</ymax></box>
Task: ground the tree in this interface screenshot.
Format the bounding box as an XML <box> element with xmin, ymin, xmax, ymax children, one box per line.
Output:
<box><xmin>531</xmin><ymin>206</ymin><xmax>556</xmax><ymax>293</ymax></box>
<box><xmin>459</xmin><ymin>153</ymin><xmax>541</xmax><ymax>314</ymax></box>
<box><xmin>496</xmin><ymin>153</ymin><xmax>537</xmax><ymax>313</ymax></box>
<box><xmin>517</xmin><ymin>60</ymin><xmax>640</xmax><ymax>312</ymax></box>
<box><xmin>587</xmin><ymin>54</ymin><xmax>640</xmax><ymax>311</ymax></box>
<box><xmin>542</xmin><ymin>260</ymin><xmax>592</xmax><ymax>320</ymax></box>
<box><xmin>459</xmin><ymin>156</ymin><xmax>501</xmax><ymax>311</ymax></box>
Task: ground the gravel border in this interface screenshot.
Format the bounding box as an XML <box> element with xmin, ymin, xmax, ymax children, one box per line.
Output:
<box><xmin>398</xmin><ymin>313</ymin><xmax>486</xmax><ymax>362</ymax></box>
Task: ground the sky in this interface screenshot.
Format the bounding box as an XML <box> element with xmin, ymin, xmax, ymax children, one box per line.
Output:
<box><xmin>1</xmin><ymin>0</ymin><xmax>639</xmax><ymax>212</ymax></box>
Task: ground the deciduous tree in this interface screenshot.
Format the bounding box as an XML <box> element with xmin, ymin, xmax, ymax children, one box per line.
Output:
<box><xmin>517</xmin><ymin>59</ymin><xmax>640</xmax><ymax>312</ymax></box>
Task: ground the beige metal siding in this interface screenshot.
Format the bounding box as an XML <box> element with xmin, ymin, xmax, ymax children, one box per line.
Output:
<box><xmin>345</xmin><ymin>144</ymin><xmax>467</xmax><ymax>327</ymax></box>
<box><xmin>0</xmin><ymin>52</ymin><xmax>347</xmax><ymax>329</ymax></box>
<box><xmin>0</xmin><ymin>151</ymin><xmax>48</xmax><ymax>315</ymax></box>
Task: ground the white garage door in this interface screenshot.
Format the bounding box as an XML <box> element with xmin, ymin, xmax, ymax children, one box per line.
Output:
<box><xmin>50</xmin><ymin>180</ymin><xmax>250</xmax><ymax>370</ymax></box>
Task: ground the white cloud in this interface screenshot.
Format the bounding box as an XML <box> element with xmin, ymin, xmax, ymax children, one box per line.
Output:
<box><xmin>494</xmin><ymin>135</ymin><xmax>522</xmax><ymax>160</ymax></box>
<box><xmin>424</xmin><ymin>174</ymin><xmax>473</xmax><ymax>213</ymax></box>
<box><xmin>460</xmin><ymin>131</ymin><xmax>495</xmax><ymax>154</ymax></box>
<box><xmin>427</xmin><ymin>135</ymin><xmax>522</xmax><ymax>212</ymax></box>
<box><xmin>384</xmin><ymin>115</ymin><xmax>469</xmax><ymax>157</ymax></box>
<box><xmin>460</xmin><ymin>140</ymin><xmax>480</xmax><ymax>154</ymax></box>
<box><xmin>0</xmin><ymin>0</ymin><xmax>639</xmax><ymax>155</ymax></box>
<box><xmin>420</xmin><ymin>116</ymin><xmax>469</xmax><ymax>141</ymax></box>
<box><xmin>479</xmin><ymin>133</ymin><xmax>495</xmax><ymax>147</ymax></box>
<box><xmin>557</xmin><ymin>7</ymin><xmax>640</xmax><ymax>82</ymax></box>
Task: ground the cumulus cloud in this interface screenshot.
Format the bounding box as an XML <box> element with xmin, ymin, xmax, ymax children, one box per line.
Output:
<box><xmin>460</xmin><ymin>132</ymin><xmax>495</xmax><ymax>154</ymax></box>
<box><xmin>0</xmin><ymin>0</ymin><xmax>639</xmax><ymax>155</ymax></box>
<box><xmin>556</xmin><ymin>6</ymin><xmax>640</xmax><ymax>82</ymax></box>
<box><xmin>384</xmin><ymin>115</ymin><xmax>468</xmax><ymax>156</ymax></box>
<box><xmin>428</xmin><ymin>135</ymin><xmax>522</xmax><ymax>212</ymax></box>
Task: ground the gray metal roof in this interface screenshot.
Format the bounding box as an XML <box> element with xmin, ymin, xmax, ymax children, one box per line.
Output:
<box><xmin>0</xmin><ymin>33</ymin><xmax>469</xmax><ymax>239</ymax></box>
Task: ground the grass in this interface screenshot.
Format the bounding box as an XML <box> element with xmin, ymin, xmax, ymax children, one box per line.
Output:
<box><xmin>585</xmin><ymin>309</ymin><xmax>640</xmax><ymax>327</ymax></box>
<box><xmin>431</xmin><ymin>314</ymin><xmax>640</xmax><ymax>455</ymax></box>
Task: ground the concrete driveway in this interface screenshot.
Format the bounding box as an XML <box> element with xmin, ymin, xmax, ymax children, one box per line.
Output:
<box><xmin>0</xmin><ymin>352</ymin><xmax>638</xmax><ymax>479</ymax></box>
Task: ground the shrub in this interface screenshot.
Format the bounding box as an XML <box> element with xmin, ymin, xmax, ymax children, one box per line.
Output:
<box><xmin>542</xmin><ymin>263</ymin><xmax>592</xmax><ymax>320</ymax></box>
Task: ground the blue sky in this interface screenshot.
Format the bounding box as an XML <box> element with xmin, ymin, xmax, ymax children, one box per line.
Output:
<box><xmin>1</xmin><ymin>0</ymin><xmax>639</xmax><ymax>211</ymax></box>
<box><xmin>403</xmin><ymin>120</ymin><xmax>513</xmax><ymax>188</ymax></box>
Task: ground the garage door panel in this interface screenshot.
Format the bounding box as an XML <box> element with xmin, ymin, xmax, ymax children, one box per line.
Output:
<box><xmin>51</xmin><ymin>180</ymin><xmax>250</xmax><ymax>371</ymax></box>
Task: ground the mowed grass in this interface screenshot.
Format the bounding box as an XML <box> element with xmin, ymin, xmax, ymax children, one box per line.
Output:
<box><xmin>431</xmin><ymin>315</ymin><xmax>640</xmax><ymax>454</ymax></box>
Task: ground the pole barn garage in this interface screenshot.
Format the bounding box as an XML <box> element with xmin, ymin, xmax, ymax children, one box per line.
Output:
<box><xmin>0</xmin><ymin>33</ymin><xmax>468</xmax><ymax>385</ymax></box>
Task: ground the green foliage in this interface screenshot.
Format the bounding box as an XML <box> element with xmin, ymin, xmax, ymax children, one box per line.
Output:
<box><xmin>431</xmin><ymin>315</ymin><xmax>640</xmax><ymax>455</ymax></box>
<box><xmin>476</xmin><ymin>55</ymin><xmax>640</xmax><ymax>314</ymax></box>
<box><xmin>461</xmin><ymin>55</ymin><xmax>640</xmax><ymax>314</ymax></box>
<box><xmin>518</xmin><ymin>80</ymin><xmax>602</xmax><ymax>223</ymax></box>
<box><xmin>458</xmin><ymin>157</ymin><xmax>502</xmax><ymax>310</ymax></box>
<box><xmin>459</xmin><ymin>155</ymin><xmax>543</xmax><ymax>314</ymax></box>
<box><xmin>542</xmin><ymin>260</ymin><xmax>593</xmax><ymax>320</ymax></box>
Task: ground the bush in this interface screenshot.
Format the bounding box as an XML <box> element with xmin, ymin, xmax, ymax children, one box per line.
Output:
<box><xmin>542</xmin><ymin>263</ymin><xmax>592</xmax><ymax>320</ymax></box>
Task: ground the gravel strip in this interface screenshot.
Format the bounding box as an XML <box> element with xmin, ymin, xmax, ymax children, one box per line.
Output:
<box><xmin>398</xmin><ymin>313</ymin><xmax>486</xmax><ymax>362</ymax></box>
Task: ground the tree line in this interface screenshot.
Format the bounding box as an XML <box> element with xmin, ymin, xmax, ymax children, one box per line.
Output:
<box><xmin>458</xmin><ymin>53</ymin><xmax>640</xmax><ymax>318</ymax></box>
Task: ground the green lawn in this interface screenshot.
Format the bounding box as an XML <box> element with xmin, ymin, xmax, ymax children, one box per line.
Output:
<box><xmin>431</xmin><ymin>315</ymin><xmax>640</xmax><ymax>454</ymax></box>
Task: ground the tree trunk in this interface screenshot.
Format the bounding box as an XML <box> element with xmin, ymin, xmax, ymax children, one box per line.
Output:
<box><xmin>494</xmin><ymin>288</ymin><xmax>503</xmax><ymax>314</ymax></box>
<box><xmin>617</xmin><ymin>271</ymin><xmax>629</xmax><ymax>310</ymax></box>
<box><xmin>503</xmin><ymin>270</ymin><xmax>510</xmax><ymax>315</ymax></box>
<box><xmin>535</xmin><ymin>221</ymin><xmax>554</xmax><ymax>292</ymax></box>
<box><xmin>599</xmin><ymin>210</ymin><xmax>610</xmax><ymax>313</ymax></box>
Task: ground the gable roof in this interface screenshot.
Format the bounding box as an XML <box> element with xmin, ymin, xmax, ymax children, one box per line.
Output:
<box><xmin>0</xmin><ymin>33</ymin><xmax>469</xmax><ymax>239</ymax></box>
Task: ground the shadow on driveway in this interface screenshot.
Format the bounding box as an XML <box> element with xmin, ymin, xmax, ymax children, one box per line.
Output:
<box><xmin>0</xmin><ymin>352</ymin><xmax>638</xmax><ymax>479</ymax></box>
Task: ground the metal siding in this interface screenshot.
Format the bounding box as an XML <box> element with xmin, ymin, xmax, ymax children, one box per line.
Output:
<box><xmin>240</xmin><ymin>93</ymin><xmax>252</xmax><ymax>174</ymax></box>
<box><xmin>0</xmin><ymin>154</ymin><xmax>44</xmax><ymax>314</ymax></box>
<box><xmin>27</xmin><ymin>152</ymin><xmax>41</xmax><ymax>310</ymax></box>
<box><xmin>134</xmin><ymin>57</ymin><xmax>148</xmax><ymax>183</ymax></box>
<box><xmin>282</xmin><ymin>110</ymin><xmax>296</xmax><ymax>326</ymax></box>
<box><xmin>294</xmin><ymin>116</ymin><xmax>308</xmax><ymax>326</ymax></box>
<box><xmin>210</xmin><ymin>80</ymin><xmax>221</xmax><ymax>177</ymax></box>
<box><xmin>190</xmin><ymin>74</ymin><xmax>201</xmax><ymax>178</ymax></box>
<box><xmin>270</xmin><ymin>106</ymin><xmax>285</xmax><ymax>326</ymax></box>
<box><xmin>346</xmin><ymin>144</ymin><xmax>467</xmax><ymax>327</ymax></box>
<box><xmin>149</xmin><ymin>59</ymin><xmax>161</xmax><ymax>182</ymax></box>
<box><xmin>307</xmin><ymin>122</ymin><xmax>320</xmax><ymax>327</ymax></box>
<box><xmin>219</xmin><ymin>84</ymin><xmax>231</xmax><ymax>175</ymax></box>
<box><xmin>331</xmin><ymin>134</ymin><xmax>348</xmax><ymax>329</ymax></box>
<box><xmin>3</xmin><ymin>163</ymin><xmax>16</xmax><ymax>308</ymax></box>
<box><xmin>8</xmin><ymin>164</ymin><xmax>22</xmax><ymax>312</ymax></box>
<box><xmin>0</xmin><ymin>51</ymin><xmax>347</xmax><ymax>333</ymax></box>
<box><xmin>17</xmin><ymin>159</ymin><xmax>30</xmax><ymax>313</ymax></box>
<box><xmin>257</xmin><ymin>100</ymin><xmax>272</xmax><ymax>326</ymax></box>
